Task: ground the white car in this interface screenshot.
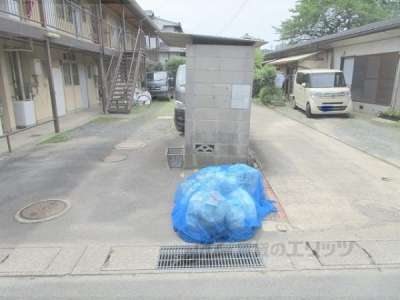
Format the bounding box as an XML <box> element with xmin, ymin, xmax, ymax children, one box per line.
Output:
<box><xmin>291</xmin><ymin>69</ymin><xmax>353</xmax><ymax>118</ymax></box>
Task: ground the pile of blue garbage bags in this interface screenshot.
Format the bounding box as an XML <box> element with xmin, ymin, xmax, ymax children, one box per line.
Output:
<box><xmin>172</xmin><ymin>164</ymin><xmax>276</xmax><ymax>244</ymax></box>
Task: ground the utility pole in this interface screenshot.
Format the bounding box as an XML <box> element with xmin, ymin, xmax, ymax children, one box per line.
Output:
<box><xmin>44</xmin><ymin>39</ymin><xmax>60</xmax><ymax>133</ymax></box>
<box><xmin>122</xmin><ymin>5</ymin><xmax>127</xmax><ymax>51</ymax></box>
<box><xmin>38</xmin><ymin>0</ymin><xmax>60</xmax><ymax>133</ymax></box>
<box><xmin>97</xmin><ymin>0</ymin><xmax>108</xmax><ymax>114</ymax></box>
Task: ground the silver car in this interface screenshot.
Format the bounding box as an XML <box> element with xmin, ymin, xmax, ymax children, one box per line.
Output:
<box><xmin>174</xmin><ymin>64</ymin><xmax>186</xmax><ymax>133</ymax></box>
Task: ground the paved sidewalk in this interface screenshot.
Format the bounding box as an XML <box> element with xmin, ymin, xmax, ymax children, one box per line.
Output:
<box><xmin>0</xmin><ymin>107</ymin><xmax>101</xmax><ymax>156</ymax></box>
<box><xmin>0</xmin><ymin>237</ymin><xmax>399</xmax><ymax>277</ymax></box>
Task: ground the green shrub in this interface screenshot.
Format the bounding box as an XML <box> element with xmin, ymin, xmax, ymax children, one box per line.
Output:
<box><xmin>165</xmin><ymin>56</ymin><xmax>186</xmax><ymax>78</ymax></box>
<box><xmin>253</xmin><ymin>61</ymin><xmax>277</xmax><ymax>98</ymax></box>
<box><xmin>258</xmin><ymin>86</ymin><xmax>282</xmax><ymax>105</ymax></box>
<box><xmin>382</xmin><ymin>109</ymin><xmax>400</xmax><ymax>118</ymax></box>
<box><xmin>380</xmin><ymin>109</ymin><xmax>400</xmax><ymax>121</ymax></box>
<box><xmin>146</xmin><ymin>62</ymin><xmax>163</xmax><ymax>73</ymax></box>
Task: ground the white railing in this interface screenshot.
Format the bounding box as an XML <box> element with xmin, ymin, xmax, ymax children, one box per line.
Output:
<box><xmin>0</xmin><ymin>0</ymin><xmax>159</xmax><ymax>55</ymax></box>
<box><xmin>0</xmin><ymin>0</ymin><xmax>42</xmax><ymax>24</ymax></box>
<box><xmin>43</xmin><ymin>0</ymin><xmax>99</xmax><ymax>42</ymax></box>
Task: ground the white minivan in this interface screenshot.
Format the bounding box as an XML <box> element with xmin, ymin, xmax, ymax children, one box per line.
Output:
<box><xmin>291</xmin><ymin>69</ymin><xmax>353</xmax><ymax>118</ymax></box>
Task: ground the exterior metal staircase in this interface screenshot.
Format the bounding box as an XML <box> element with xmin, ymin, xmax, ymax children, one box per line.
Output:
<box><xmin>107</xmin><ymin>30</ymin><xmax>143</xmax><ymax>114</ymax></box>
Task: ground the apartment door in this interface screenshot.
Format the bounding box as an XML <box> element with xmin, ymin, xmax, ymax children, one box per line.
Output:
<box><xmin>79</xmin><ymin>65</ymin><xmax>89</xmax><ymax>108</ymax></box>
<box><xmin>52</xmin><ymin>67</ymin><xmax>66</xmax><ymax>117</ymax></box>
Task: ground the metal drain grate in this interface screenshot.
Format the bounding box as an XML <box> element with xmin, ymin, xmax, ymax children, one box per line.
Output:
<box><xmin>157</xmin><ymin>243</ymin><xmax>264</xmax><ymax>270</ymax></box>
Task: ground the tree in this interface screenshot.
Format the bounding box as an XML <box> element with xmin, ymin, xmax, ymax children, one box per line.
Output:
<box><xmin>254</xmin><ymin>48</ymin><xmax>264</xmax><ymax>71</ymax></box>
<box><xmin>146</xmin><ymin>62</ymin><xmax>163</xmax><ymax>73</ymax></box>
<box><xmin>253</xmin><ymin>48</ymin><xmax>276</xmax><ymax>96</ymax></box>
<box><xmin>277</xmin><ymin>0</ymin><xmax>399</xmax><ymax>44</ymax></box>
<box><xmin>165</xmin><ymin>56</ymin><xmax>186</xmax><ymax>78</ymax></box>
<box><xmin>253</xmin><ymin>52</ymin><xmax>281</xmax><ymax>105</ymax></box>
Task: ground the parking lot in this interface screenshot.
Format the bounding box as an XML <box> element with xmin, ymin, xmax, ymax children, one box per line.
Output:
<box><xmin>251</xmin><ymin>104</ymin><xmax>400</xmax><ymax>236</ymax></box>
<box><xmin>0</xmin><ymin>102</ymin><xmax>399</xmax><ymax>283</ymax></box>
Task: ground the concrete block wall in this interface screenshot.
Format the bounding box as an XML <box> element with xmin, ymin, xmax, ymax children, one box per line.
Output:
<box><xmin>184</xmin><ymin>44</ymin><xmax>254</xmax><ymax>168</ymax></box>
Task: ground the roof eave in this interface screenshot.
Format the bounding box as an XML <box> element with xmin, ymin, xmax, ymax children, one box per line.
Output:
<box><xmin>267</xmin><ymin>17</ymin><xmax>400</xmax><ymax>60</ymax></box>
<box><xmin>126</xmin><ymin>0</ymin><xmax>159</xmax><ymax>34</ymax></box>
<box><xmin>159</xmin><ymin>32</ymin><xmax>267</xmax><ymax>48</ymax></box>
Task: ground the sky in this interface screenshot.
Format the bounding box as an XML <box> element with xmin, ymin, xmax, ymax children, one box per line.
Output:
<box><xmin>136</xmin><ymin>0</ymin><xmax>297</xmax><ymax>49</ymax></box>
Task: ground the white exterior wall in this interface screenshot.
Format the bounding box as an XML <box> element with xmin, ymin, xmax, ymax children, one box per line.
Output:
<box><xmin>331</xmin><ymin>32</ymin><xmax>400</xmax><ymax>69</ymax></box>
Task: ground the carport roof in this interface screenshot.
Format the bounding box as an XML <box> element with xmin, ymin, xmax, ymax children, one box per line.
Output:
<box><xmin>266</xmin><ymin>52</ymin><xmax>319</xmax><ymax>65</ymax></box>
<box><xmin>159</xmin><ymin>32</ymin><xmax>266</xmax><ymax>48</ymax></box>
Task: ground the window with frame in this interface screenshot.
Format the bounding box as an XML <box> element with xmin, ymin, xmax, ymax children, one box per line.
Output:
<box><xmin>71</xmin><ymin>63</ymin><xmax>80</xmax><ymax>85</ymax></box>
<box><xmin>296</xmin><ymin>73</ymin><xmax>304</xmax><ymax>84</ymax></box>
<box><xmin>81</xmin><ymin>5</ymin><xmax>87</xmax><ymax>23</ymax></box>
<box><xmin>62</xmin><ymin>63</ymin><xmax>72</xmax><ymax>85</ymax></box>
<box><xmin>87</xmin><ymin>65</ymin><xmax>92</xmax><ymax>79</ymax></box>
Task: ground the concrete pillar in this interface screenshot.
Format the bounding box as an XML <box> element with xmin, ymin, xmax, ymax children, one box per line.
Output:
<box><xmin>44</xmin><ymin>39</ymin><xmax>60</xmax><ymax>133</ymax></box>
<box><xmin>97</xmin><ymin>0</ymin><xmax>107</xmax><ymax>114</ymax></box>
<box><xmin>122</xmin><ymin>5</ymin><xmax>127</xmax><ymax>51</ymax></box>
<box><xmin>0</xmin><ymin>50</ymin><xmax>16</xmax><ymax>132</ymax></box>
<box><xmin>391</xmin><ymin>55</ymin><xmax>400</xmax><ymax>110</ymax></box>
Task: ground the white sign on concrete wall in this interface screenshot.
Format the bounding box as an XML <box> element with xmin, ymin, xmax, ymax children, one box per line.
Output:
<box><xmin>231</xmin><ymin>84</ymin><xmax>251</xmax><ymax>109</ymax></box>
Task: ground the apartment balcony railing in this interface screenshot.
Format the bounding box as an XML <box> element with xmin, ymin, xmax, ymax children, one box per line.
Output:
<box><xmin>103</xmin><ymin>22</ymin><xmax>123</xmax><ymax>49</ymax></box>
<box><xmin>0</xmin><ymin>0</ymin><xmax>159</xmax><ymax>54</ymax></box>
<box><xmin>43</xmin><ymin>0</ymin><xmax>99</xmax><ymax>42</ymax></box>
<box><xmin>0</xmin><ymin>0</ymin><xmax>42</xmax><ymax>25</ymax></box>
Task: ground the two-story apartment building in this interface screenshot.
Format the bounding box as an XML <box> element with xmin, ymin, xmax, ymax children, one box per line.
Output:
<box><xmin>0</xmin><ymin>0</ymin><xmax>159</xmax><ymax>134</ymax></box>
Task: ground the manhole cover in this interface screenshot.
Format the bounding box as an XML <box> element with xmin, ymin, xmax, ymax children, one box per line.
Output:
<box><xmin>157</xmin><ymin>243</ymin><xmax>264</xmax><ymax>270</ymax></box>
<box><xmin>115</xmin><ymin>140</ymin><xmax>146</xmax><ymax>150</ymax></box>
<box><xmin>15</xmin><ymin>199</ymin><xmax>70</xmax><ymax>223</ymax></box>
<box><xmin>103</xmin><ymin>153</ymin><xmax>127</xmax><ymax>163</ymax></box>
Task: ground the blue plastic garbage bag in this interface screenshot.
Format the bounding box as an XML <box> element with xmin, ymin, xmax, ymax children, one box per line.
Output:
<box><xmin>172</xmin><ymin>164</ymin><xmax>276</xmax><ymax>244</ymax></box>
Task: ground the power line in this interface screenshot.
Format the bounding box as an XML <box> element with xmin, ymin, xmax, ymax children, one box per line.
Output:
<box><xmin>217</xmin><ymin>0</ymin><xmax>250</xmax><ymax>35</ymax></box>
